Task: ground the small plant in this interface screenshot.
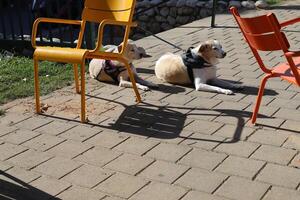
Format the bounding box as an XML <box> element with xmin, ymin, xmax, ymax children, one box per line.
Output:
<box><xmin>0</xmin><ymin>109</ymin><xmax>5</xmax><ymax>116</ymax></box>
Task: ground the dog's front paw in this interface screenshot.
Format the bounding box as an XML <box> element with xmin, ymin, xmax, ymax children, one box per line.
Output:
<box><xmin>140</xmin><ymin>86</ymin><xmax>150</xmax><ymax>91</ymax></box>
<box><xmin>222</xmin><ymin>89</ymin><xmax>234</xmax><ymax>95</ymax></box>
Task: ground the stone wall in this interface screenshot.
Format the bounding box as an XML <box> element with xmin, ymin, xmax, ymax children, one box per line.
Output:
<box><xmin>133</xmin><ymin>0</ymin><xmax>245</xmax><ymax>39</ymax></box>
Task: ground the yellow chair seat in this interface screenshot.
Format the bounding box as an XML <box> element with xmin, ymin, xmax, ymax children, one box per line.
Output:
<box><xmin>34</xmin><ymin>47</ymin><xmax>88</xmax><ymax>64</ymax></box>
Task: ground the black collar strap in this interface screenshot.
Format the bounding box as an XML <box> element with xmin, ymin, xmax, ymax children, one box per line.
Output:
<box><xmin>182</xmin><ymin>47</ymin><xmax>211</xmax><ymax>83</ymax></box>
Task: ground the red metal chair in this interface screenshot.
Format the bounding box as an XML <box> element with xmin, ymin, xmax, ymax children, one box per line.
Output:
<box><xmin>230</xmin><ymin>7</ymin><xmax>300</xmax><ymax>124</ymax></box>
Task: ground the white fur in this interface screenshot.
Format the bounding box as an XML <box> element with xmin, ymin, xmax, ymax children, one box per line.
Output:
<box><xmin>89</xmin><ymin>42</ymin><xmax>158</xmax><ymax>91</ymax></box>
<box><xmin>155</xmin><ymin>40</ymin><xmax>243</xmax><ymax>94</ymax></box>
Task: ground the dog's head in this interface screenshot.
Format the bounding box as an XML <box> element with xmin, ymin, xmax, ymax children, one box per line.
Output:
<box><xmin>193</xmin><ymin>40</ymin><xmax>226</xmax><ymax>64</ymax></box>
<box><xmin>117</xmin><ymin>41</ymin><xmax>150</xmax><ymax>63</ymax></box>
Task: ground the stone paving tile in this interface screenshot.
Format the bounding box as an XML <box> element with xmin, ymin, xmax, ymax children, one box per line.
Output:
<box><xmin>247</xmin><ymin>129</ymin><xmax>288</xmax><ymax>146</ymax></box>
<box><xmin>22</xmin><ymin>134</ymin><xmax>65</xmax><ymax>152</ymax></box>
<box><xmin>161</xmin><ymin>94</ymin><xmax>195</xmax><ymax>105</ymax></box>
<box><xmin>0</xmin><ymin>113</ymin><xmax>31</xmax><ymax>126</ymax></box>
<box><xmin>7</xmin><ymin>149</ymin><xmax>53</xmax><ymax>170</ymax></box>
<box><xmin>239</xmin><ymin>95</ymin><xmax>275</xmax><ymax>106</ymax></box>
<box><xmin>215</xmin><ymin>176</ymin><xmax>270</xmax><ymax>200</ymax></box>
<box><xmin>282</xmin><ymin>134</ymin><xmax>300</xmax><ymax>150</ymax></box>
<box><xmin>213</xmin><ymin>124</ymin><xmax>255</xmax><ymax>140</ymax></box>
<box><xmin>74</xmin><ymin>146</ymin><xmax>122</xmax><ymax>167</ymax></box>
<box><xmin>256</xmin><ymin>163</ymin><xmax>300</xmax><ymax>189</ymax></box>
<box><xmin>30</xmin><ymin>175</ymin><xmax>71</xmax><ymax>198</ymax></box>
<box><xmin>15</xmin><ymin>117</ymin><xmax>52</xmax><ymax>131</ymax></box>
<box><xmin>175</xmin><ymin>168</ymin><xmax>228</xmax><ymax>193</ymax></box>
<box><xmin>181</xmin><ymin>132</ymin><xmax>226</xmax><ymax>150</ymax></box>
<box><xmin>0</xmin><ymin>124</ymin><xmax>18</xmax><ymax>137</ymax></box>
<box><xmin>103</xmin><ymin>196</ymin><xmax>126</xmax><ymax>200</ymax></box>
<box><xmin>6</xmin><ymin>166</ymin><xmax>41</xmax><ymax>183</ymax></box>
<box><xmin>0</xmin><ymin>143</ymin><xmax>27</xmax><ymax>161</ymax></box>
<box><xmin>289</xmin><ymin>153</ymin><xmax>300</xmax><ymax>168</ymax></box>
<box><xmin>46</xmin><ymin>140</ymin><xmax>93</xmax><ymax>159</ymax></box>
<box><xmin>0</xmin><ymin>161</ymin><xmax>12</xmax><ymax>171</ymax></box>
<box><xmin>57</xmin><ymin>186</ymin><xmax>106</xmax><ymax>200</ymax></box>
<box><xmin>113</xmin><ymin>137</ymin><xmax>159</xmax><ymax>155</ymax></box>
<box><xmin>186</xmin><ymin>109</ymin><xmax>220</xmax><ymax>121</ymax></box>
<box><xmin>252</xmin><ymin>118</ymin><xmax>285</xmax><ymax>130</ymax></box>
<box><xmin>274</xmin><ymin>108</ymin><xmax>300</xmax><ymax>121</ymax></box>
<box><xmin>280</xmin><ymin>120</ymin><xmax>300</xmax><ymax>133</ymax></box>
<box><xmin>84</xmin><ymin>130</ymin><xmax>129</xmax><ymax>149</ymax></box>
<box><xmin>138</xmin><ymin>160</ymin><xmax>189</xmax><ymax>183</ymax></box>
<box><xmin>268</xmin><ymin>98</ymin><xmax>300</xmax><ymax>110</ymax></box>
<box><xmin>144</xmin><ymin>143</ymin><xmax>191</xmax><ymax>162</ymax></box>
<box><xmin>62</xmin><ymin>164</ymin><xmax>112</xmax><ymax>188</ymax></box>
<box><xmin>104</xmin><ymin>153</ymin><xmax>154</xmax><ymax>175</ymax></box>
<box><xmin>181</xmin><ymin>190</ymin><xmax>229</xmax><ymax>200</ymax></box>
<box><xmin>178</xmin><ymin>148</ymin><xmax>227</xmax><ymax>170</ymax></box>
<box><xmin>148</xmin><ymin>130</ymin><xmax>193</xmax><ymax>145</ymax></box>
<box><xmin>33</xmin><ymin>156</ymin><xmax>81</xmax><ymax>179</ymax></box>
<box><xmin>59</xmin><ymin>125</ymin><xmax>101</xmax><ymax>142</ymax></box>
<box><xmin>184</xmin><ymin>119</ymin><xmax>224</xmax><ymax>135</ymax></box>
<box><xmin>250</xmin><ymin>145</ymin><xmax>297</xmax><ymax>165</ymax></box>
<box><xmin>95</xmin><ymin>172</ymin><xmax>148</xmax><ymax>199</ymax></box>
<box><xmin>215</xmin><ymin>155</ymin><xmax>265</xmax><ymax>179</ymax></box>
<box><xmin>263</xmin><ymin>186</ymin><xmax>300</xmax><ymax>200</ymax></box>
<box><xmin>215</xmin><ymin>140</ymin><xmax>260</xmax><ymax>158</ymax></box>
<box><xmin>185</xmin><ymin>97</ymin><xmax>222</xmax><ymax>109</ymax></box>
<box><xmin>129</xmin><ymin>181</ymin><xmax>186</xmax><ymax>200</ymax></box>
<box><xmin>1</xmin><ymin>129</ymin><xmax>40</xmax><ymax>145</ymax></box>
<box><xmin>35</xmin><ymin>121</ymin><xmax>75</xmax><ymax>136</ymax></box>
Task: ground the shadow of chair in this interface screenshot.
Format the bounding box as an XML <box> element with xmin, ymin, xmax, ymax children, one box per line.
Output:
<box><xmin>31</xmin><ymin>0</ymin><xmax>141</xmax><ymax>123</ymax></box>
<box><xmin>0</xmin><ymin>171</ymin><xmax>59</xmax><ymax>200</ymax></box>
<box><xmin>230</xmin><ymin>7</ymin><xmax>300</xmax><ymax>124</ymax></box>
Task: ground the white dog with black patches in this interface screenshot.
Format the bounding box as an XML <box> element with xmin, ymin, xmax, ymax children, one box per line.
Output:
<box><xmin>89</xmin><ymin>42</ymin><xmax>158</xmax><ymax>91</ymax></box>
<box><xmin>155</xmin><ymin>40</ymin><xmax>243</xmax><ymax>94</ymax></box>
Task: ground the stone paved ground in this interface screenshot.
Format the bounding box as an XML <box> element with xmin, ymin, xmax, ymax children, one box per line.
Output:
<box><xmin>0</xmin><ymin>1</ymin><xmax>300</xmax><ymax>200</ymax></box>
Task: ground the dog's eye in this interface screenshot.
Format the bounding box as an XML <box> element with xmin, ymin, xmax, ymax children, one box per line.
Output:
<box><xmin>212</xmin><ymin>47</ymin><xmax>218</xmax><ymax>50</ymax></box>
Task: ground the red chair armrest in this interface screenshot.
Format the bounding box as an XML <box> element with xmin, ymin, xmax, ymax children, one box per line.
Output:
<box><xmin>280</xmin><ymin>17</ymin><xmax>300</xmax><ymax>28</ymax></box>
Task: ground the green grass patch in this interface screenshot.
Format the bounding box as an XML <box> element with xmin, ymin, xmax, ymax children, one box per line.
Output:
<box><xmin>266</xmin><ymin>0</ymin><xmax>282</xmax><ymax>5</ymax></box>
<box><xmin>0</xmin><ymin>56</ymin><xmax>79</xmax><ymax>105</ymax></box>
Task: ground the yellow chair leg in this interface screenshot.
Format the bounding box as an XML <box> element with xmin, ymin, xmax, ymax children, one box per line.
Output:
<box><xmin>125</xmin><ymin>62</ymin><xmax>142</xmax><ymax>103</ymax></box>
<box><xmin>73</xmin><ymin>64</ymin><xmax>80</xmax><ymax>94</ymax></box>
<box><xmin>33</xmin><ymin>59</ymin><xmax>41</xmax><ymax>114</ymax></box>
<box><xmin>80</xmin><ymin>61</ymin><xmax>86</xmax><ymax>123</ymax></box>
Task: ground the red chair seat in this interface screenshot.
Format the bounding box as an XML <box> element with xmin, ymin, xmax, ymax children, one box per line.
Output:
<box><xmin>272</xmin><ymin>57</ymin><xmax>300</xmax><ymax>85</ymax></box>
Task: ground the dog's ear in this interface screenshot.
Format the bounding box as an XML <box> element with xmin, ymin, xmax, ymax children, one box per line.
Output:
<box><xmin>138</xmin><ymin>47</ymin><xmax>151</xmax><ymax>58</ymax></box>
<box><xmin>198</xmin><ymin>44</ymin><xmax>212</xmax><ymax>53</ymax></box>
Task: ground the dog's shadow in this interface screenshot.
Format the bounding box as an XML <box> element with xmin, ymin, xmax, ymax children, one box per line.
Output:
<box><xmin>217</xmin><ymin>79</ymin><xmax>279</xmax><ymax>96</ymax></box>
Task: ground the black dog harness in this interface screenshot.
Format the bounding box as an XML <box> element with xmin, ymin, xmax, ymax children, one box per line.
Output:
<box><xmin>97</xmin><ymin>60</ymin><xmax>127</xmax><ymax>83</ymax></box>
<box><xmin>181</xmin><ymin>47</ymin><xmax>211</xmax><ymax>82</ymax></box>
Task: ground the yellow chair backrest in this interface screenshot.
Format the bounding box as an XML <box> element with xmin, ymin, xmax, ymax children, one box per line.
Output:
<box><xmin>82</xmin><ymin>0</ymin><xmax>136</xmax><ymax>23</ymax></box>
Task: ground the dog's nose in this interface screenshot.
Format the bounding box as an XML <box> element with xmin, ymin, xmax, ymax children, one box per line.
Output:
<box><xmin>223</xmin><ymin>52</ymin><xmax>227</xmax><ymax>57</ymax></box>
<box><xmin>140</xmin><ymin>53</ymin><xmax>144</xmax><ymax>58</ymax></box>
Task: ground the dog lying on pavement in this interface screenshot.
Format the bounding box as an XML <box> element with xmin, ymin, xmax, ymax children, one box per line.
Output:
<box><xmin>89</xmin><ymin>42</ymin><xmax>158</xmax><ymax>91</ymax></box>
<box><xmin>155</xmin><ymin>40</ymin><xmax>243</xmax><ymax>95</ymax></box>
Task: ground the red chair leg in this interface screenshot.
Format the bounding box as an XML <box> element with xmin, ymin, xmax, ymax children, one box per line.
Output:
<box><xmin>251</xmin><ymin>74</ymin><xmax>273</xmax><ymax>124</ymax></box>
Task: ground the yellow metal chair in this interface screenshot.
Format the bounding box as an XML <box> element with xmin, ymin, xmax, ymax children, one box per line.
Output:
<box><xmin>31</xmin><ymin>0</ymin><xmax>141</xmax><ymax>123</ymax></box>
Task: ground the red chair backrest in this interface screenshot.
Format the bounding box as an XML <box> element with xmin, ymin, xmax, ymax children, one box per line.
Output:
<box><xmin>230</xmin><ymin>7</ymin><xmax>290</xmax><ymax>52</ymax></box>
